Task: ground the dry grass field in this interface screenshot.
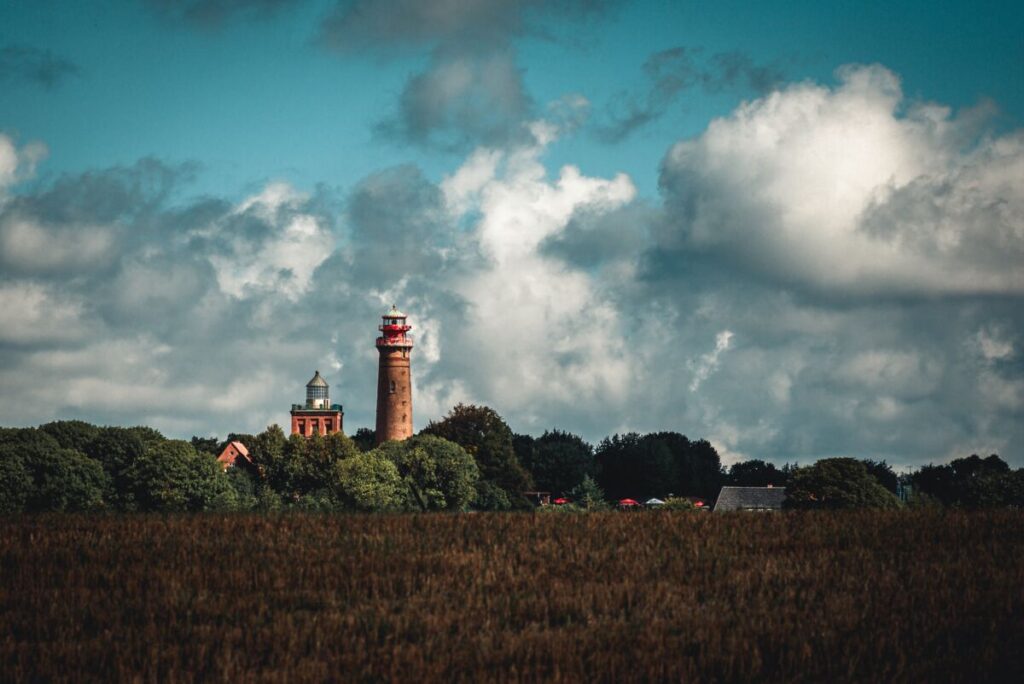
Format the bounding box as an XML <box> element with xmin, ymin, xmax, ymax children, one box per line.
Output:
<box><xmin>2</xmin><ymin>511</ymin><xmax>1022</xmax><ymax>682</ymax></box>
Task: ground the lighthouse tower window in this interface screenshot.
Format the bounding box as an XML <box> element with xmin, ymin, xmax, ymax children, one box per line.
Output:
<box><xmin>389</xmin><ymin>380</ymin><xmax>396</xmax><ymax>394</ymax></box>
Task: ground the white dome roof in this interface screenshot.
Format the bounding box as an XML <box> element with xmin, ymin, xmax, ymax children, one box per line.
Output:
<box><xmin>306</xmin><ymin>370</ymin><xmax>329</xmax><ymax>388</ymax></box>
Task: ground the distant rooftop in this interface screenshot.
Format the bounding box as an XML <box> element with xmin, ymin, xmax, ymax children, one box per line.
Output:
<box><xmin>216</xmin><ymin>440</ymin><xmax>251</xmax><ymax>469</ymax></box>
<box><xmin>713</xmin><ymin>486</ymin><xmax>787</xmax><ymax>512</ymax></box>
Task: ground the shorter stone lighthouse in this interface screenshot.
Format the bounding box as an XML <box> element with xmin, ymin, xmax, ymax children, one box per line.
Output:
<box><xmin>290</xmin><ymin>371</ymin><xmax>344</xmax><ymax>436</ymax></box>
<box><xmin>375</xmin><ymin>306</ymin><xmax>414</xmax><ymax>444</ymax></box>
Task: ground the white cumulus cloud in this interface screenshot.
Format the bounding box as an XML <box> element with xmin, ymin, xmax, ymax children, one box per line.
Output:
<box><xmin>660</xmin><ymin>64</ymin><xmax>1024</xmax><ymax>296</ymax></box>
<box><xmin>445</xmin><ymin>136</ymin><xmax>637</xmax><ymax>416</ymax></box>
<box><xmin>205</xmin><ymin>182</ymin><xmax>335</xmax><ymax>300</ymax></box>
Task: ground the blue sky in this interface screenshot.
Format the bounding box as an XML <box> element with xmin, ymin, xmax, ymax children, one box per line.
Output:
<box><xmin>5</xmin><ymin>1</ymin><xmax>1020</xmax><ymax>199</ymax></box>
<box><xmin>1</xmin><ymin>0</ymin><xmax>1022</xmax><ymax>468</ymax></box>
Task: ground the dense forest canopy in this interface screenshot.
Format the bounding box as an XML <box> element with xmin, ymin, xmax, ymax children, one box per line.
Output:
<box><xmin>1</xmin><ymin>407</ymin><xmax>1021</xmax><ymax>513</ymax></box>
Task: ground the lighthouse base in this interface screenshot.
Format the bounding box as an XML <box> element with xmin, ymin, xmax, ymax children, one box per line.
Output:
<box><xmin>375</xmin><ymin>349</ymin><xmax>413</xmax><ymax>444</ymax></box>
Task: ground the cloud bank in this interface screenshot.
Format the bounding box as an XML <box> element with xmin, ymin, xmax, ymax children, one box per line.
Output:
<box><xmin>0</xmin><ymin>63</ymin><xmax>1021</xmax><ymax>468</ymax></box>
<box><xmin>657</xmin><ymin>64</ymin><xmax>1023</xmax><ymax>297</ymax></box>
<box><xmin>319</xmin><ymin>0</ymin><xmax>615</xmax><ymax>150</ymax></box>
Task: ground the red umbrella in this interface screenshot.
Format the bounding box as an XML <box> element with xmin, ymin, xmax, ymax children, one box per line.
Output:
<box><xmin>618</xmin><ymin>498</ymin><xmax>640</xmax><ymax>506</ymax></box>
<box><xmin>553</xmin><ymin>497</ymin><xmax>570</xmax><ymax>505</ymax></box>
<box><xmin>694</xmin><ymin>501</ymin><xmax>704</xmax><ymax>507</ymax></box>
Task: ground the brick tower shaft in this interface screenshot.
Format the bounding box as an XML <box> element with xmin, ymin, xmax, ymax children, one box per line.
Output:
<box><xmin>375</xmin><ymin>306</ymin><xmax>414</xmax><ymax>444</ymax></box>
<box><xmin>375</xmin><ymin>348</ymin><xmax>412</xmax><ymax>443</ymax></box>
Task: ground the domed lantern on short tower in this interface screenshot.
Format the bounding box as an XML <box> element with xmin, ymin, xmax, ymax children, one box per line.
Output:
<box><xmin>375</xmin><ymin>305</ymin><xmax>414</xmax><ymax>444</ymax></box>
<box><xmin>290</xmin><ymin>370</ymin><xmax>344</xmax><ymax>437</ymax></box>
<box><xmin>306</xmin><ymin>370</ymin><xmax>329</xmax><ymax>409</ymax></box>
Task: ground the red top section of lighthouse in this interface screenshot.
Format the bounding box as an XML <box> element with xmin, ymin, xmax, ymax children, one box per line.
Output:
<box><xmin>376</xmin><ymin>305</ymin><xmax>414</xmax><ymax>349</ymax></box>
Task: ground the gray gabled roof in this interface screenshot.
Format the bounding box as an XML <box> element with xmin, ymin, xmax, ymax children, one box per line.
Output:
<box><xmin>713</xmin><ymin>486</ymin><xmax>787</xmax><ymax>512</ymax></box>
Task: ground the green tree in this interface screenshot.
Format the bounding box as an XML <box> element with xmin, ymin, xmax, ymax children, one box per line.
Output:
<box><xmin>911</xmin><ymin>454</ymin><xmax>1020</xmax><ymax>508</ymax></box>
<box><xmin>122</xmin><ymin>440</ymin><xmax>236</xmax><ymax>512</ymax></box>
<box><xmin>280</xmin><ymin>434</ymin><xmax>315</xmax><ymax>499</ymax></box>
<box><xmin>0</xmin><ymin>427</ymin><xmax>62</xmax><ymax>455</ymax></box>
<box><xmin>512</xmin><ymin>433</ymin><xmax>537</xmax><ymax>475</ymax></box>
<box><xmin>190</xmin><ymin>436</ymin><xmax>220</xmax><ymax>457</ymax></box>
<box><xmin>176</xmin><ymin>447</ymin><xmax>239</xmax><ymax>512</ymax></box>
<box><xmin>126</xmin><ymin>426</ymin><xmax>165</xmax><ymax>447</ymax></box>
<box><xmin>568</xmin><ymin>475</ymin><xmax>609</xmax><ymax>511</ymax></box>
<box><xmin>954</xmin><ymin>454</ymin><xmax>1010</xmax><ymax>478</ymax></box>
<box><xmin>0</xmin><ymin>455</ymin><xmax>32</xmax><ymax>512</ymax></box>
<box><xmin>253</xmin><ymin>484</ymin><xmax>284</xmax><ymax>512</ymax></box>
<box><xmin>225</xmin><ymin>466</ymin><xmax>259</xmax><ymax>510</ymax></box>
<box><xmin>519</xmin><ymin>429</ymin><xmax>595</xmax><ymax>495</ymax></box>
<box><xmin>596</xmin><ymin>432</ymin><xmax>723</xmax><ymax>501</ymax></box>
<box><xmin>377</xmin><ymin>434</ymin><xmax>479</xmax><ymax>511</ymax></box>
<box><xmin>0</xmin><ymin>430</ymin><xmax>39</xmax><ymax>513</ymax></box>
<box><xmin>422</xmin><ymin>404</ymin><xmax>532</xmax><ymax>507</ymax></box>
<box><xmin>471</xmin><ymin>480</ymin><xmax>512</xmax><ymax>511</ymax></box>
<box><xmin>0</xmin><ymin>428</ymin><xmax>108</xmax><ymax>512</ymax></box>
<box><xmin>324</xmin><ymin>432</ymin><xmax>360</xmax><ymax>461</ymax></box>
<box><xmin>294</xmin><ymin>489</ymin><xmax>339</xmax><ymax>512</ymax></box>
<box><xmin>675</xmin><ymin>437</ymin><xmax>724</xmax><ymax>499</ymax></box>
<box><xmin>23</xmin><ymin>448</ymin><xmax>109</xmax><ymax>512</ymax></box>
<box><xmin>786</xmin><ymin>458</ymin><xmax>900</xmax><ymax>509</ymax></box>
<box><xmin>961</xmin><ymin>469</ymin><xmax>1024</xmax><ymax>508</ymax></box>
<box><xmin>352</xmin><ymin>428</ymin><xmax>376</xmax><ymax>453</ymax></box>
<box><xmin>911</xmin><ymin>463</ymin><xmax>955</xmax><ymax>504</ymax></box>
<box><xmin>84</xmin><ymin>427</ymin><xmax>148</xmax><ymax>509</ymax></box>
<box><xmin>273</xmin><ymin>431</ymin><xmax>359</xmax><ymax>501</ymax></box>
<box><xmin>861</xmin><ymin>459</ymin><xmax>899</xmax><ymax>494</ymax></box>
<box><xmin>595</xmin><ymin>433</ymin><xmax>672</xmax><ymax>500</ymax></box>
<box><xmin>333</xmin><ymin>451</ymin><xmax>405</xmax><ymax>511</ymax></box>
<box><xmin>248</xmin><ymin>424</ymin><xmax>288</xmax><ymax>488</ymax></box>
<box><xmin>39</xmin><ymin>420</ymin><xmax>100</xmax><ymax>453</ymax></box>
<box><xmin>728</xmin><ymin>459</ymin><xmax>789</xmax><ymax>488</ymax></box>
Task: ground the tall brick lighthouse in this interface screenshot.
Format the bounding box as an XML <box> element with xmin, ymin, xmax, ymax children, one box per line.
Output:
<box><xmin>375</xmin><ymin>305</ymin><xmax>414</xmax><ymax>444</ymax></box>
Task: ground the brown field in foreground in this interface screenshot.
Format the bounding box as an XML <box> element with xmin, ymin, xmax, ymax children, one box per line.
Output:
<box><xmin>1</xmin><ymin>511</ymin><xmax>1022</xmax><ymax>682</ymax></box>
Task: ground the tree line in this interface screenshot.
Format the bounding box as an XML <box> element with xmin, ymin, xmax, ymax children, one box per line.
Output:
<box><xmin>1</xmin><ymin>403</ymin><xmax>1021</xmax><ymax>512</ymax></box>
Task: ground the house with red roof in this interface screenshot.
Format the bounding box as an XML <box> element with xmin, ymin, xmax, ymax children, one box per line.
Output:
<box><xmin>216</xmin><ymin>440</ymin><xmax>252</xmax><ymax>470</ymax></box>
